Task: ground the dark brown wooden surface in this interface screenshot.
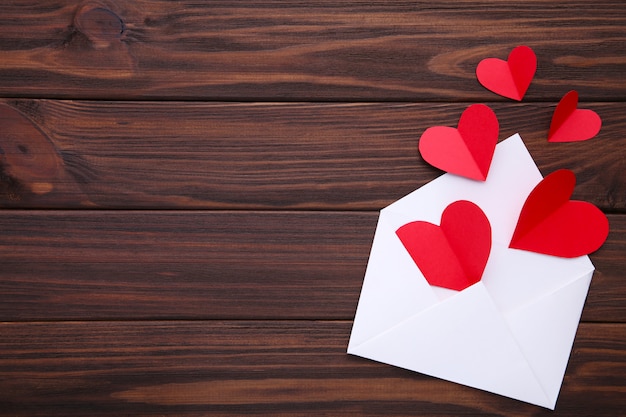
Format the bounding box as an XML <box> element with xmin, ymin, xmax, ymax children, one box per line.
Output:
<box><xmin>0</xmin><ymin>1</ymin><xmax>624</xmax><ymax>416</ymax></box>
<box><xmin>1</xmin><ymin>100</ymin><xmax>624</xmax><ymax>210</ymax></box>
<box><xmin>1</xmin><ymin>1</ymin><xmax>626</xmax><ymax>101</ymax></box>
<box><xmin>1</xmin><ymin>322</ymin><xmax>624</xmax><ymax>416</ymax></box>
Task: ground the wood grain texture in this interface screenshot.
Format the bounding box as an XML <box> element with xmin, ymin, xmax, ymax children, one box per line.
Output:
<box><xmin>0</xmin><ymin>211</ymin><xmax>623</xmax><ymax>323</ymax></box>
<box><xmin>1</xmin><ymin>1</ymin><xmax>624</xmax><ymax>415</ymax></box>
<box><xmin>0</xmin><ymin>1</ymin><xmax>625</xmax><ymax>100</ymax></box>
<box><xmin>0</xmin><ymin>321</ymin><xmax>624</xmax><ymax>416</ymax></box>
<box><xmin>1</xmin><ymin>100</ymin><xmax>624</xmax><ymax>210</ymax></box>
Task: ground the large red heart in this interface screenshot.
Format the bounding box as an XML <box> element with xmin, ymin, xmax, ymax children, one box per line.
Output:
<box><xmin>396</xmin><ymin>200</ymin><xmax>492</xmax><ymax>291</ymax></box>
<box><xmin>548</xmin><ymin>90</ymin><xmax>602</xmax><ymax>142</ymax></box>
<box><xmin>476</xmin><ymin>45</ymin><xmax>537</xmax><ymax>101</ymax></box>
<box><xmin>509</xmin><ymin>169</ymin><xmax>609</xmax><ymax>257</ymax></box>
<box><xmin>418</xmin><ymin>104</ymin><xmax>498</xmax><ymax>181</ymax></box>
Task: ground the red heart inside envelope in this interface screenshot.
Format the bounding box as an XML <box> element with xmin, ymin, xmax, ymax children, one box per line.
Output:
<box><xmin>548</xmin><ymin>90</ymin><xmax>602</xmax><ymax>142</ymax></box>
<box><xmin>476</xmin><ymin>45</ymin><xmax>537</xmax><ymax>101</ymax></box>
<box><xmin>418</xmin><ymin>104</ymin><xmax>498</xmax><ymax>181</ymax></box>
<box><xmin>396</xmin><ymin>200</ymin><xmax>492</xmax><ymax>291</ymax></box>
<box><xmin>510</xmin><ymin>169</ymin><xmax>609</xmax><ymax>257</ymax></box>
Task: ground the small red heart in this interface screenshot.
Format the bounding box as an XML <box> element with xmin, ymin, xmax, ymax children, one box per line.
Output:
<box><xmin>510</xmin><ymin>169</ymin><xmax>609</xmax><ymax>258</ymax></box>
<box><xmin>476</xmin><ymin>45</ymin><xmax>537</xmax><ymax>101</ymax></box>
<box><xmin>418</xmin><ymin>104</ymin><xmax>498</xmax><ymax>181</ymax></box>
<box><xmin>548</xmin><ymin>90</ymin><xmax>602</xmax><ymax>142</ymax></box>
<box><xmin>396</xmin><ymin>200</ymin><xmax>492</xmax><ymax>291</ymax></box>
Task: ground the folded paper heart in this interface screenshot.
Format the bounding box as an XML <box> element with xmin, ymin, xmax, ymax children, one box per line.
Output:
<box><xmin>510</xmin><ymin>169</ymin><xmax>609</xmax><ymax>257</ymax></box>
<box><xmin>548</xmin><ymin>90</ymin><xmax>602</xmax><ymax>142</ymax></box>
<box><xmin>418</xmin><ymin>104</ymin><xmax>499</xmax><ymax>181</ymax></box>
<box><xmin>396</xmin><ymin>200</ymin><xmax>492</xmax><ymax>291</ymax></box>
<box><xmin>476</xmin><ymin>45</ymin><xmax>537</xmax><ymax>101</ymax></box>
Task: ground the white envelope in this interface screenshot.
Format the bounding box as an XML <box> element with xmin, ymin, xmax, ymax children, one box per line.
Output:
<box><xmin>347</xmin><ymin>134</ymin><xmax>594</xmax><ymax>409</ymax></box>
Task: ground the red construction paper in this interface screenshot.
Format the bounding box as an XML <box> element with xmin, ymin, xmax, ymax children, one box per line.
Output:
<box><xmin>418</xmin><ymin>104</ymin><xmax>498</xmax><ymax>181</ymax></box>
<box><xmin>476</xmin><ymin>46</ymin><xmax>537</xmax><ymax>101</ymax></box>
<box><xmin>548</xmin><ymin>90</ymin><xmax>602</xmax><ymax>142</ymax></box>
<box><xmin>396</xmin><ymin>200</ymin><xmax>492</xmax><ymax>291</ymax></box>
<box><xmin>510</xmin><ymin>169</ymin><xmax>609</xmax><ymax>257</ymax></box>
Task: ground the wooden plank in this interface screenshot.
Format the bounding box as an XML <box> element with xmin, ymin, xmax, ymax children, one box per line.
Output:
<box><xmin>1</xmin><ymin>100</ymin><xmax>624</xmax><ymax>210</ymax></box>
<box><xmin>0</xmin><ymin>1</ymin><xmax>625</xmax><ymax>100</ymax></box>
<box><xmin>0</xmin><ymin>210</ymin><xmax>373</xmax><ymax>321</ymax></box>
<box><xmin>0</xmin><ymin>211</ymin><xmax>623</xmax><ymax>322</ymax></box>
<box><xmin>0</xmin><ymin>321</ymin><xmax>623</xmax><ymax>416</ymax></box>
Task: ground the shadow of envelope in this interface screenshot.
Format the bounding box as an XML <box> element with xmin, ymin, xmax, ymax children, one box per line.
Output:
<box><xmin>347</xmin><ymin>134</ymin><xmax>594</xmax><ymax>409</ymax></box>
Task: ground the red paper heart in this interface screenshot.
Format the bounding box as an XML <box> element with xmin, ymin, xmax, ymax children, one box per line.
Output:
<box><xmin>510</xmin><ymin>169</ymin><xmax>609</xmax><ymax>257</ymax></box>
<box><xmin>418</xmin><ymin>104</ymin><xmax>498</xmax><ymax>181</ymax></box>
<box><xmin>548</xmin><ymin>90</ymin><xmax>602</xmax><ymax>142</ymax></box>
<box><xmin>396</xmin><ymin>200</ymin><xmax>492</xmax><ymax>291</ymax></box>
<box><xmin>476</xmin><ymin>45</ymin><xmax>537</xmax><ymax>101</ymax></box>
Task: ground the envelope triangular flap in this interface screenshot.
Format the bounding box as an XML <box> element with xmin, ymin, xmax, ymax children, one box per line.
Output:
<box><xmin>382</xmin><ymin>134</ymin><xmax>543</xmax><ymax>244</ymax></box>
<box><xmin>350</xmin><ymin>283</ymin><xmax>551</xmax><ymax>408</ymax></box>
<box><xmin>504</xmin><ymin>268</ymin><xmax>594</xmax><ymax>409</ymax></box>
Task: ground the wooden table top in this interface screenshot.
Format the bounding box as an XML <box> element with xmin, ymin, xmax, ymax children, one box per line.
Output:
<box><xmin>0</xmin><ymin>1</ymin><xmax>624</xmax><ymax>416</ymax></box>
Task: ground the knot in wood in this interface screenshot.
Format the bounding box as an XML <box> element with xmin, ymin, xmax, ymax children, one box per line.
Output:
<box><xmin>0</xmin><ymin>104</ymin><xmax>60</xmax><ymax>198</ymax></box>
<box><xmin>74</xmin><ymin>2</ymin><xmax>125</xmax><ymax>48</ymax></box>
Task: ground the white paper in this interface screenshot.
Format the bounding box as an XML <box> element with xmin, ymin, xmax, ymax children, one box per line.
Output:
<box><xmin>347</xmin><ymin>134</ymin><xmax>594</xmax><ymax>409</ymax></box>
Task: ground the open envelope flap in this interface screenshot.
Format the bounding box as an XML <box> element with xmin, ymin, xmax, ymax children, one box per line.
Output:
<box><xmin>381</xmin><ymin>134</ymin><xmax>542</xmax><ymax>243</ymax></box>
<box><xmin>349</xmin><ymin>282</ymin><xmax>552</xmax><ymax>408</ymax></box>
